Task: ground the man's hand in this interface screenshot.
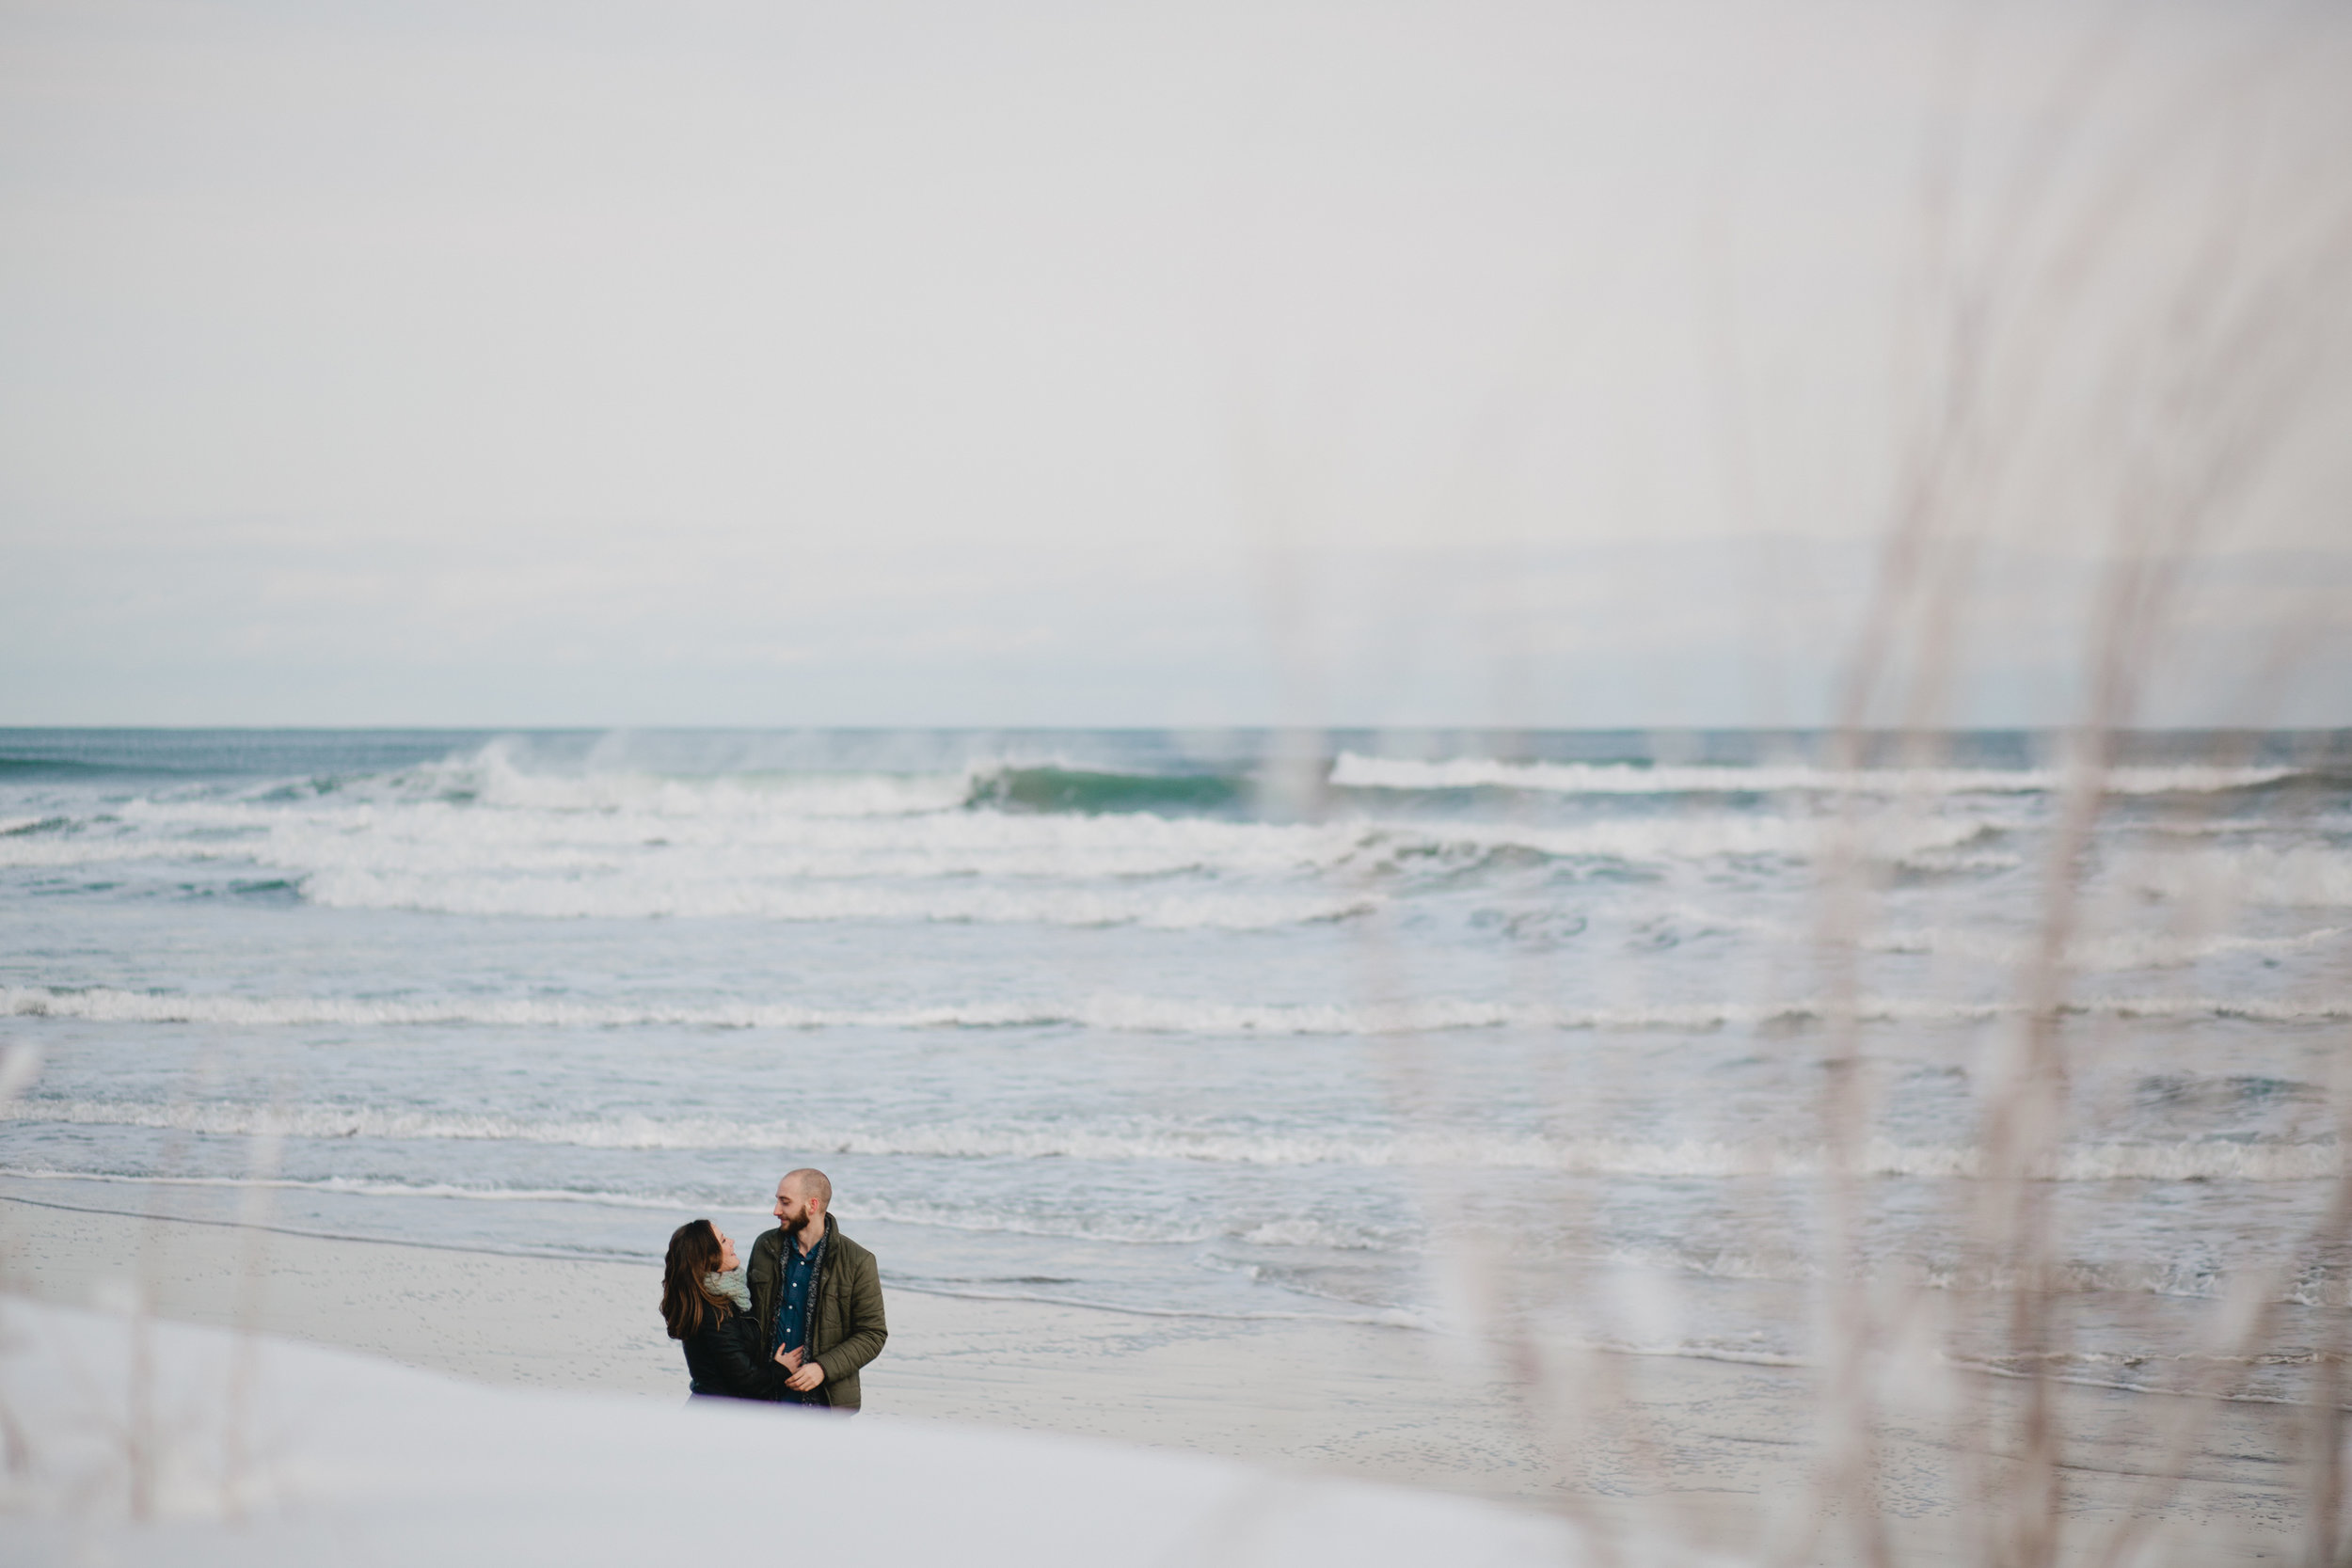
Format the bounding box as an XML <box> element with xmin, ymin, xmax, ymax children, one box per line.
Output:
<box><xmin>774</xmin><ymin>1345</ymin><xmax>803</xmax><ymax>1370</ymax></box>
<box><xmin>786</xmin><ymin>1360</ymin><xmax>826</xmax><ymax>1393</ymax></box>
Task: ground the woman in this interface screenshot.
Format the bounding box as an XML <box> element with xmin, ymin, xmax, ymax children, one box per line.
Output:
<box><xmin>661</xmin><ymin>1218</ymin><xmax>795</xmax><ymax>1401</ymax></box>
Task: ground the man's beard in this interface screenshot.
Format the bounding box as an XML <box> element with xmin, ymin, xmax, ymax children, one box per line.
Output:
<box><xmin>783</xmin><ymin>1212</ymin><xmax>811</xmax><ymax>1236</ymax></box>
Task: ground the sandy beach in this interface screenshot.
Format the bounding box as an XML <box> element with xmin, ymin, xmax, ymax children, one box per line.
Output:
<box><xmin>0</xmin><ymin>1183</ymin><xmax>2316</xmax><ymax>1565</ymax></box>
<box><xmin>0</xmin><ymin>1186</ymin><xmax>1557</xmax><ymax>1484</ymax></box>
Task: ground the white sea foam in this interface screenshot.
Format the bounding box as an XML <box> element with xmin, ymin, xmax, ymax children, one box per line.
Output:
<box><xmin>294</xmin><ymin>872</ymin><xmax>1377</xmax><ymax>927</ymax></box>
<box><xmin>10</xmin><ymin>792</ymin><xmax>1343</xmax><ymax>876</ymax></box>
<box><xmin>114</xmin><ymin>792</ymin><xmax>1362</xmax><ymax>871</ymax></box>
<box><xmin>2119</xmin><ymin>846</ymin><xmax>2352</xmax><ymax>910</ymax></box>
<box><xmin>877</xmin><ymin>1285</ymin><xmax>1434</xmax><ymax>1330</ymax></box>
<box><xmin>1863</xmin><ymin>923</ymin><xmax>2350</xmax><ymax>971</ymax></box>
<box><xmin>5</xmin><ymin>1100</ymin><xmax>2335</xmax><ymax>1180</ymax></box>
<box><xmin>0</xmin><ymin>1165</ymin><xmax>708</xmax><ymax>1212</ymax></box>
<box><xmin>392</xmin><ymin>749</ymin><xmax>978</xmax><ymax>818</ymax></box>
<box><xmin>9</xmin><ymin>986</ymin><xmax>2347</xmax><ymax>1034</ymax></box>
<box><xmin>1328</xmin><ymin>753</ymin><xmax>2303</xmax><ymax>797</ymax></box>
<box><xmin>0</xmin><ymin>797</ymin><xmax>2018</xmax><ymax>896</ymax></box>
<box><xmin>0</xmin><ymin>835</ymin><xmax>255</xmax><ymax>870</ymax></box>
<box><xmin>16</xmin><ymin>796</ymin><xmax>1995</xmax><ymax>861</ymax></box>
<box><xmin>1236</xmin><ymin>1216</ymin><xmax>1387</xmax><ymax>1250</ymax></box>
<box><xmin>1422</xmin><ymin>812</ymin><xmax>2009</xmax><ymax>866</ymax></box>
<box><xmin>845</xmin><ymin>1196</ymin><xmax>1235</xmax><ymax>1248</ymax></box>
<box><xmin>0</xmin><ymin>1165</ymin><xmax>1393</xmax><ymax>1253</ymax></box>
<box><xmin>1649</xmin><ymin>898</ymin><xmax>2351</xmax><ymax>971</ymax></box>
<box><xmin>1898</xmin><ymin>848</ymin><xmax>2027</xmax><ymax>874</ymax></box>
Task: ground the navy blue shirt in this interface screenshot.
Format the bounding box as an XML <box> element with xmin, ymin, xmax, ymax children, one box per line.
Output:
<box><xmin>771</xmin><ymin>1234</ymin><xmax>825</xmax><ymax>1399</ymax></box>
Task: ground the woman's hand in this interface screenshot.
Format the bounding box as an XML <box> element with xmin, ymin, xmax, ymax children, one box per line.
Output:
<box><xmin>774</xmin><ymin>1345</ymin><xmax>803</xmax><ymax>1370</ymax></box>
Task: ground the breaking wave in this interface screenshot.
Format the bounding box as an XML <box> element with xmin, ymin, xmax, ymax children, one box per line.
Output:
<box><xmin>962</xmin><ymin>765</ymin><xmax>1247</xmax><ymax>816</ymax></box>
<box><xmin>2119</xmin><ymin>846</ymin><xmax>2352</xmax><ymax>910</ymax></box>
<box><xmin>1328</xmin><ymin>752</ymin><xmax>2307</xmax><ymax>797</ymax></box>
<box><xmin>4</xmin><ymin>1100</ymin><xmax>2337</xmax><ymax>1180</ymax></box>
<box><xmin>389</xmin><ymin>750</ymin><xmax>976</xmax><ymax>818</ymax></box>
<box><xmin>9</xmin><ymin>985</ymin><xmax>2348</xmax><ymax>1034</ymax></box>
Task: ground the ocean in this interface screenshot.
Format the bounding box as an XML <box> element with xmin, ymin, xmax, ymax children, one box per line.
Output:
<box><xmin>3</xmin><ymin>727</ymin><xmax>2346</xmax><ymax>1402</ymax></box>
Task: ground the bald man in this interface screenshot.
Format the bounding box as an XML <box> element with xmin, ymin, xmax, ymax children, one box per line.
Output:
<box><xmin>747</xmin><ymin>1167</ymin><xmax>889</xmax><ymax>1411</ymax></box>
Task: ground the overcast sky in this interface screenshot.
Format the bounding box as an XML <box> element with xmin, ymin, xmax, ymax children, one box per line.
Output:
<box><xmin>4</xmin><ymin>0</ymin><xmax>2347</xmax><ymax>728</ymax></box>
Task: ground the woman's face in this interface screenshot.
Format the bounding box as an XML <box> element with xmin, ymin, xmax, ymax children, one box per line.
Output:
<box><xmin>715</xmin><ymin>1229</ymin><xmax>739</xmax><ymax>1273</ymax></box>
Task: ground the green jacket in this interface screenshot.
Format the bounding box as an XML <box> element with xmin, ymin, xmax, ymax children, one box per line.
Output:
<box><xmin>746</xmin><ymin>1215</ymin><xmax>887</xmax><ymax>1411</ymax></box>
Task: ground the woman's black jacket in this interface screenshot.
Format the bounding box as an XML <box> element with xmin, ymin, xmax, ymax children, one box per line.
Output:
<box><xmin>680</xmin><ymin>1303</ymin><xmax>791</xmax><ymax>1401</ymax></box>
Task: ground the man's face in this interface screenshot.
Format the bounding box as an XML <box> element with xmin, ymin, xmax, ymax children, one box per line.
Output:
<box><xmin>773</xmin><ymin>1182</ymin><xmax>814</xmax><ymax>1235</ymax></box>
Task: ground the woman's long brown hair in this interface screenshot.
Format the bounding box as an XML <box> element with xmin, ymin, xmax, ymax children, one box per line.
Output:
<box><xmin>661</xmin><ymin>1218</ymin><xmax>729</xmax><ymax>1340</ymax></box>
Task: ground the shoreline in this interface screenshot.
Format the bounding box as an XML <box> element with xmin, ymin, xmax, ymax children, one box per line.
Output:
<box><xmin>3</xmin><ymin>1186</ymin><xmax>2317</xmax><ymax>1417</ymax></box>
<box><xmin>0</xmin><ymin>1187</ymin><xmax>2320</xmax><ymax>1563</ymax></box>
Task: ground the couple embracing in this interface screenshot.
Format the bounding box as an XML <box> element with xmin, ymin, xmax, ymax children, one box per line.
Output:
<box><xmin>660</xmin><ymin>1167</ymin><xmax>888</xmax><ymax>1410</ymax></box>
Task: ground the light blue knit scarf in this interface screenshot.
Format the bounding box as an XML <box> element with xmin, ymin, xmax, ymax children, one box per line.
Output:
<box><xmin>704</xmin><ymin>1267</ymin><xmax>751</xmax><ymax>1313</ymax></box>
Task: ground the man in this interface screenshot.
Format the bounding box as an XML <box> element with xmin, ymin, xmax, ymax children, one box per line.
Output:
<box><xmin>747</xmin><ymin>1167</ymin><xmax>887</xmax><ymax>1411</ymax></box>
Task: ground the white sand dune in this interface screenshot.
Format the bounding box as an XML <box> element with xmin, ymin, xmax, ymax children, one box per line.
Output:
<box><xmin>0</xmin><ymin>1295</ymin><xmax>1599</xmax><ymax>1568</ymax></box>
